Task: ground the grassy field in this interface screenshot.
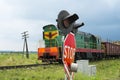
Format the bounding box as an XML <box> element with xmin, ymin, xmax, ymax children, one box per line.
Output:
<box><xmin>0</xmin><ymin>54</ymin><xmax>120</xmax><ymax>80</ymax></box>
<box><xmin>0</xmin><ymin>53</ymin><xmax>41</xmax><ymax>66</ymax></box>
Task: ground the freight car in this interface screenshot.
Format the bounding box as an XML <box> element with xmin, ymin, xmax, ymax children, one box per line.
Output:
<box><xmin>38</xmin><ymin>24</ymin><xmax>120</xmax><ymax>63</ymax></box>
<box><xmin>102</xmin><ymin>42</ymin><xmax>120</xmax><ymax>58</ymax></box>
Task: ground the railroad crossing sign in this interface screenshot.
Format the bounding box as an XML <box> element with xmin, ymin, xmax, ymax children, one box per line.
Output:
<box><xmin>63</xmin><ymin>32</ymin><xmax>77</xmax><ymax>80</ymax></box>
<box><xmin>56</xmin><ymin>10</ymin><xmax>83</xmax><ymax>80</ymax></box>
<box><xmin>63</xmin><ymin>32</ymin><xmax>76</xmax><ymax>66</ymax></box>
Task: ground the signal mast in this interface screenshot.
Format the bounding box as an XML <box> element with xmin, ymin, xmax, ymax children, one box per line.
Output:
<box><xmin>56</xmin><ymin>10</ymin><xmax>84</xmax><ymax>80</ymax></box>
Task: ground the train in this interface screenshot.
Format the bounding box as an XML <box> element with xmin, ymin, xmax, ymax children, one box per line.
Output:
<box><xmin>38</xmin><ymin>24</ymin><xmax>120</xmax><ymax>63</ymax></box>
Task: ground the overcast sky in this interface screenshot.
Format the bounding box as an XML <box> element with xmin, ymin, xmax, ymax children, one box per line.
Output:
<box><xmin>0</xmin><ymin>0</ymin><xmax>120</xmax><ymax>51</ymax></box>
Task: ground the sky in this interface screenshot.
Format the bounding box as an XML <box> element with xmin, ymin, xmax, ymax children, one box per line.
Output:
<box><xmin>0</xmin><ymin>0</ymin><xmax>120</xmax><ymax>51</ymax></box>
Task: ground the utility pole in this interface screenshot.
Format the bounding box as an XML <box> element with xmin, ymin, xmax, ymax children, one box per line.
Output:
<box><xmin>21</xmin><ymin>31</ymin><xmax>29</xmax><ymax>58</ymax></box>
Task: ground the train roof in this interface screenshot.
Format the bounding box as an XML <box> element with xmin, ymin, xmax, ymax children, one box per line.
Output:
<box><xmin>77</xmin><ymin>31</ymin><xmax>100</xmax><ymax>39</ymax></box>
<box><xmin>43</xmin><ymin>24</ymin><xmax>57</xmax><ymax>31</ymax></box>
<box><xmin>102</xmin><ymin>42</ymin><xmax>120</xmax><ymax>46</ymax></box>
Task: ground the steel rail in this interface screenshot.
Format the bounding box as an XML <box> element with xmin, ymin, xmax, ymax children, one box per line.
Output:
<box><xmin>0</xmin><ymin>63</ymin><xmax>50</xmax><ymax>70</ymax></box>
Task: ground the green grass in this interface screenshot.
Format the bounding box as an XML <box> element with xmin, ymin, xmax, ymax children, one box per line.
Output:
<box><xmin>0</xmin><ymin>53</ymin><xmax>41</xmax><ymax>66</ymax></box>
<box><xmin>0</xmin><ymin>54</ymin><xmax>120</xmax><ymax>80</ymax></box>
<box><xmin>74</xmin><ymin>59</ymin><xmax>120</xmax><ymax>80</ymax></box>
<box><xmin>0</xmin><ymin>65</ymin><xmax>64</xmax><ymax>80</ymax></box>
<box><xmin>91</xmin><ymin>59</ymin><xmax>120</xmax><ymax>80</ymax></box>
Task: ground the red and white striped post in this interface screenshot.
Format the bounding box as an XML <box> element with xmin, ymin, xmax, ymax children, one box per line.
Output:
<box><xmin>63</xmin><ymin>32</ymin><xmax>78</xmax><ymax>80</ymax></box>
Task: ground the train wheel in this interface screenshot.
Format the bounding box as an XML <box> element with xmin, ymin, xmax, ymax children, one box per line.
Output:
<box><xmin>75</xmin><ymin>52</ymin><xmax>82</xmax><ymax>62</ymax></box>
<box><xmin>58</xmin><ymin>59</ymin><xmax>63</xmax><ymax>64</ymax></box>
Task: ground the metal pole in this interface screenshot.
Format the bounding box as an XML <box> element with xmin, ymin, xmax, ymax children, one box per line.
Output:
<box><xmin>23</xmin><ymin>39</ymin><xmax>25</xmax><ymax>57</ymax></box>
<box><xmin>64</xmin><ymin>74</ymin><xmax>73</xmax><ymax>80</ymax></box>
<box><xmin>21</xmin><ymin>31</ymin><xmax>29</xmax><ymax>59</ymax></box>
<box><xmin>25</xmin><ymin>37</ymin><xmax>29</xmax><ymax>58</ymax></box>
<box><xmin>65</xmin><ymin>74</ymin><xmax>68</xmax><ymax>80</ymax></box>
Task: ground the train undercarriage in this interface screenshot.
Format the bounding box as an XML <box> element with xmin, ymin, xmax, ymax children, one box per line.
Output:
<box><xmin>38</xmin><ymin>45</ymin><xmax>120</xmax><ymax>63</ymax></box>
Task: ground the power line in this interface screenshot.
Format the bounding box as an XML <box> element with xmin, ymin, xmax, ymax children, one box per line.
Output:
<box><xmin>21</xmin><ymin>31</ymin><xmax>29</xmax><ymax>58</ymax></box>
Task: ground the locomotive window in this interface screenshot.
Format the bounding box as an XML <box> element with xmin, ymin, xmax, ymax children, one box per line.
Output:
<box><xmin>49</xmin><ymin>26</ymin><xmax>52</xmax><ymax>30</ymax></box>
<box><xmin>81</xmin><ymin>36</ymin><xmax>82</xmax><ymax>39</ymax></box>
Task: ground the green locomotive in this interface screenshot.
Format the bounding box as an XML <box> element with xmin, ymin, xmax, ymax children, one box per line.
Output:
<box><xmin>38</xmin><ymin>24</ymin><xmax>104</xmax><ymax>62</ymax></box>
<box><xmin>38</xmin><ymin>10</ymin><xmax>120</xmax><ymax>62</ymax></box>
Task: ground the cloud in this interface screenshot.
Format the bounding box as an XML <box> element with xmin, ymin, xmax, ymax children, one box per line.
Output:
<box><xmin>0</xmin><ymin>0</ymin><xmax>120</xmax><ymax>51</ymax></box>
<box><xmin>0</xmin><ymin>0</ymin><xmax>55</xmax><ymax>51</ymax></box>
<box><xmin>0</xmin><ymin>0</ymin><xmax>13</xmax><ymax>20</ymax></box>
<box><xmin>0</xmin><ymin>16</ymin><xmax>51</xmax><ymax>51</ymax></box>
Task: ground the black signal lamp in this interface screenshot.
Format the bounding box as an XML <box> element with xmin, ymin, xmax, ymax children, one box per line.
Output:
<box><xmin>63</xmin><ymin>14</ymin><xmax>79</xmax><ymax>28</ymax></box>
<box><xmin>56</xmin><ymin>10</ymin><xmax>84</xmax><ymax>35</ymax></box>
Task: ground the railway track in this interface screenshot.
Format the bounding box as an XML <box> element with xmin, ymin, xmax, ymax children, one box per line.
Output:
<box><xmin>0</xmin><ymin>63</ymin><xmax>50</xmax><ymax>70</ymax></box>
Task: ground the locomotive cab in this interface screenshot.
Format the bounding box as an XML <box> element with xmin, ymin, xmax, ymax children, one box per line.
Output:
<box><xmin>38</xmin><ymin>24</ymin><xmax>63</xmax><ymax>63</ymax></box>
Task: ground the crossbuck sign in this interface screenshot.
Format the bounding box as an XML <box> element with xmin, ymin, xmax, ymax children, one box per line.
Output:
<box><xmin>63</xmin><ymin>32</ymin><xmax>76</xmax><ymax>80</ymax></box>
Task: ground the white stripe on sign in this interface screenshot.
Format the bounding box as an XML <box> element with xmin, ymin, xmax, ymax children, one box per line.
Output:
<box><xmin>63</xmin><ymin>61</ymin><xmax>71</xmax><ymax>80</ymax></box>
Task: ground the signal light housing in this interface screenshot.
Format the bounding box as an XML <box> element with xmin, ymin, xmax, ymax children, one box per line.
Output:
<box><xmin>56</xmin><ymin>10</ymin><xmax>84</xmax><ymax>35</ymax></box>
